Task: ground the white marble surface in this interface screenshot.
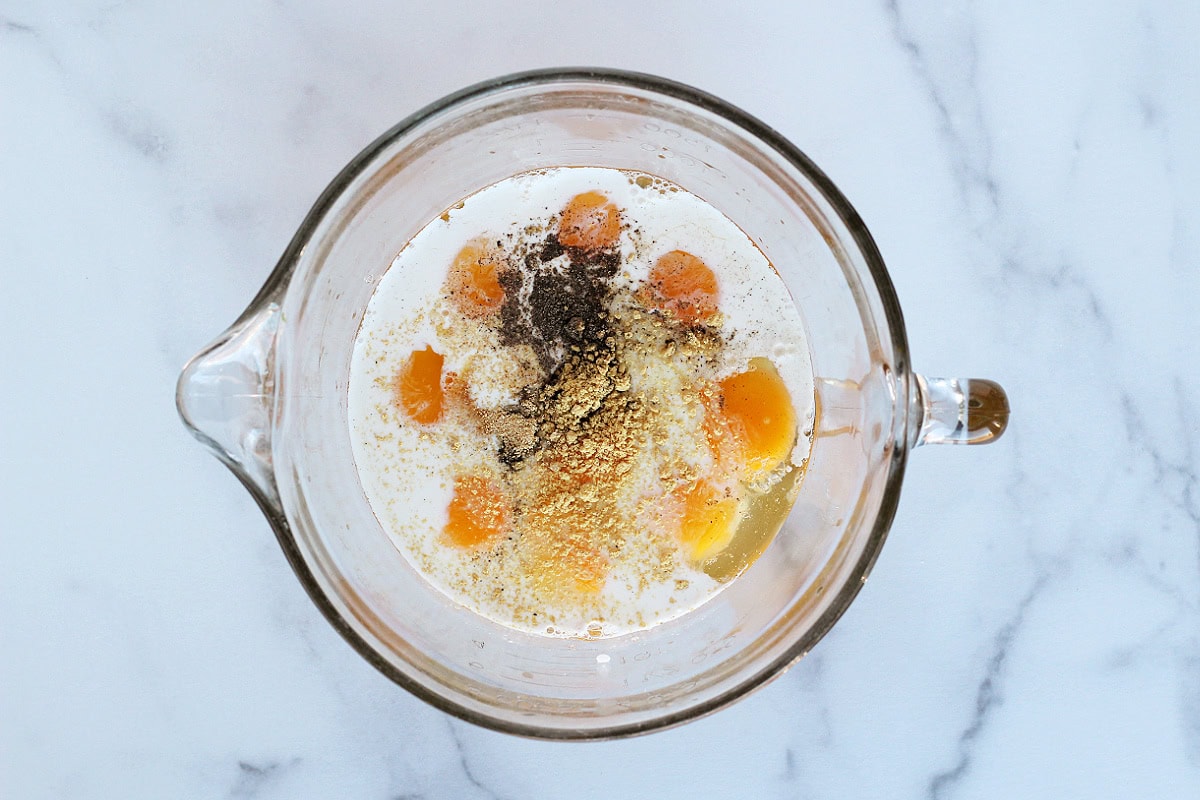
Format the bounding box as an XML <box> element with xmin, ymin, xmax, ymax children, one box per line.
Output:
<box><xmin>3</xmin><ymin>0</ymin><xmax>1199</xmax><ymax>797</ymax></box>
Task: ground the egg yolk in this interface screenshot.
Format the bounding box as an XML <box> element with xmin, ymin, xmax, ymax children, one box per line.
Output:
<box><xmin>544</xmin><ymin>536</ymin><xmax>607</xmax><ymax>593</ymax></box>
<box><xmin>646</xmin><ymin>250</ymin><xmax>719</xmax><ymax>325</ymax></box>
<box><xmin>443</xmin><ymin>474</ymin><xmax>511</xmax><ymax>548</ymax></box>
<box><xmin>676</xmin><ymin>479</ymin><xmax>740</xmax><ymax>562</ymax></box>
<box><xmin>396</xmin><ymin>345</ymin><xmax>444</xmax><ymax>424</ymax></box>
<box><xmin>446</xmin><ymin>242</ymin><xmax>504</xmax><ymax>317</ymax></box>
<box><xmin>717</xmin><ymin>357</ymin><xmax>797</xmax><ymax>476</ymax></box>
<box><xmin>521</xmin><ymin>522</ymin><xmax>608</xmax><ymax>594</ymax></box>
<box><xmin>557</xmin><ymin>191</ymin><xmax>620</xmax><ymax>250</ymax></box>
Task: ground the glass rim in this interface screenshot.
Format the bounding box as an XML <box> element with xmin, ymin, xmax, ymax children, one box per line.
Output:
<box><xmin>245</xmin><ymin>67</ymin><xmax>913</xmax><ymax>740</ymax></box>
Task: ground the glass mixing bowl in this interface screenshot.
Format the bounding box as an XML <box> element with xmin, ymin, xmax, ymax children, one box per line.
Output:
<box><xmin>177</xmin><ymin>69</ymin><xmax>1009</xmax><ymax>739</ymax></box>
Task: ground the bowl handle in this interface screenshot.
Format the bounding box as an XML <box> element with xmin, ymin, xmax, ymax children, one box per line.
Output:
<box><xmin>176</xmin><ymin>301</ymin><xmax>283</xmax><ymax>514</ymax></box>
<box><xmin>910</xmin><ymin>375</ymin><xmax>1009</xmax><ymax>446</ymax></box>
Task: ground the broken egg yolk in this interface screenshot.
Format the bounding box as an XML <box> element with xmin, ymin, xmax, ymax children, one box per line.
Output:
<box><xmin>396</xmin><ymin>345</ymin><xmax>445</xmax><ymax>424</ymax></box>
<box><xmin>446</xmin><ymin>242</ymin><xmax>504</xmax><ymax>317</ymax></box>
<box><xmin>717</xmin><ymin>357</ymin><xmax>797</xmax><ymax>476</ymax></box>
<box><xmin>676</xmin><ymin>479</ymin><xmax>740</xmax><ymax>562</ymax></box>
<box><xmin>646</xmin><ymin>250</ymin><xmax>719</xmax><ymax>325</ymax></box>
<box><xmin>443</xmin><ymin>474</ymin><xmax>511</xmax><ymax>548</ymax></box>
<box><xmin>557</xmin><ymin>191</ymin><xmax>620</xmax><ymax>250</ymax></box>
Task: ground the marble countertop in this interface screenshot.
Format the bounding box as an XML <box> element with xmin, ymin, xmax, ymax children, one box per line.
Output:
<box><xmin>4</xmin><ymin>1</ymin><xmax>1199</xmax><ymax>797</ymax></box>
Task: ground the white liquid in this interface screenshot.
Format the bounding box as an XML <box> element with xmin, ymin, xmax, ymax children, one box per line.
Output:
<box><xmin>349</xmin><ymin>168</ymin><xmax>815</xmax><ymax>637</ymax></box>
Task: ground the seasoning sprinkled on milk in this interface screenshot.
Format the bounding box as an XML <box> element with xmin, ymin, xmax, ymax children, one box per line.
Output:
<box><xmin>349</xmin><ymin>167</ymin><xmax>816</xmax><ymax>637</ymax></box>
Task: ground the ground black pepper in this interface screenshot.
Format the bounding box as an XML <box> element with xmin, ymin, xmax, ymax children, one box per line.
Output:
<box><xmin>498</xmin><ymin>235</ymin><xmax>621</xmax><ymax>373</ymax></box>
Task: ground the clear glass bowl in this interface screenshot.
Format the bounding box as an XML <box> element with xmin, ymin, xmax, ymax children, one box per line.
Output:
<box><xmin>177</xmin><ymin>69</ymin><xmax>1009</xmax><ymax>739</ymax></box>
